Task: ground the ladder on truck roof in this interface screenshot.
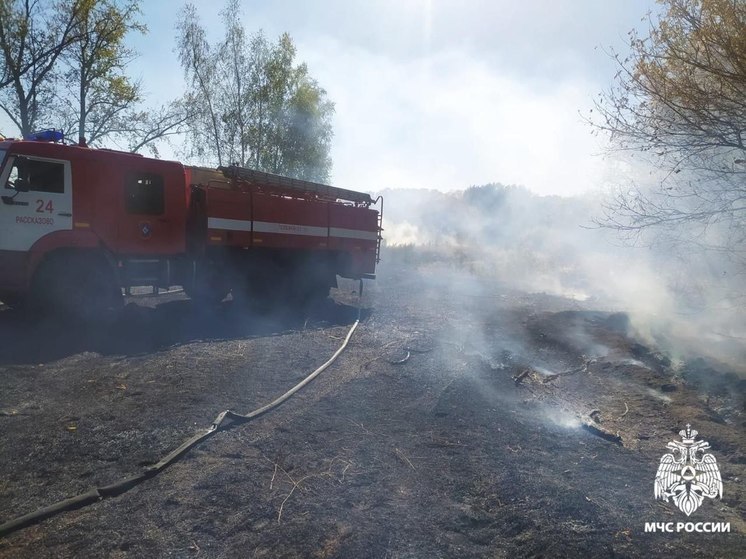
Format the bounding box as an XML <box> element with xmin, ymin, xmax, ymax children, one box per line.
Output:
<box><xmin>219</xmin><ymin>165</ymin><xmax>373</xmax><ymax>206</ymax></box>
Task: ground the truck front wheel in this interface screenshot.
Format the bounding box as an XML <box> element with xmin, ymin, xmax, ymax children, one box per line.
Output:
<box><xmin>31</xmin><ymin>253</ymin><xmax>123</xmax><ymax>321</ymax></box>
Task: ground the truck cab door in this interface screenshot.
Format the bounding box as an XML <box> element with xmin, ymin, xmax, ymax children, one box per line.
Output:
<box><xmin>0</xmin><ymin>154</ymin><xmax>73</xmax><ymax>252</ymax></box>
<box><xmin>116</xmin><ymin>168</ymin><xmax>185</xmax><ymax>255</ymax></box>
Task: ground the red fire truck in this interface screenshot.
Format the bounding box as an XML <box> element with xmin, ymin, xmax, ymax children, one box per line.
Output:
<box><xmin>0</xmin><ymin>130</ymin><xmax>382</xmax><ymax>317</ymax></box>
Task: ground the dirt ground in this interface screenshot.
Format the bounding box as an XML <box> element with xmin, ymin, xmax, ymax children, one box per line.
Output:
<box><xmin>0</xmin><ymin>259</ymin><xmax>744</xmax><ymax>558</ymax></box>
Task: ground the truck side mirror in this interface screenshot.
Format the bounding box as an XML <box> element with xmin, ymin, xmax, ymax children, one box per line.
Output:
<box><xmin>14</xmin><ymin>177</ymin><xmax>29</xmax><ymax>192</ymax></box>
<box><xmin>10</xmin><ymin>156</ymin><xmax>30</xmax><ymax>192</ymax></box>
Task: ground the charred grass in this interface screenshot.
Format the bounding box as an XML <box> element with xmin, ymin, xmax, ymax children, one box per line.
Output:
<box><xmin>0</xmin><ymin>263</ymin><xmax>744</xmax><ymax>558</ymax></box>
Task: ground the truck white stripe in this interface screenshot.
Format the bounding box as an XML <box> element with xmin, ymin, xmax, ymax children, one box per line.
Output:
<box><xmin>253</xmin><ymin>221</ymin><xmax>327</xmax><ymax>237</ymax></box>
<box><xmin>329</xmin><ymin>227</ymin><xmax>378</xmax><ymax>241</ymax></box>
<box><xmin>208</xmin><ymin>218</ymin><xmax>377</xmax><ymax>241</ymax></box>
<box><xmin>207</xmin><ymin>217</ymin><xmax>252</xmax><ymax>231</ymax></box>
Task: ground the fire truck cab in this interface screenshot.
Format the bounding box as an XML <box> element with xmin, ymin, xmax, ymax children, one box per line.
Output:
<box><xmin>0</xmin><ymin>131</ymin><xmax>382</xmax><ymax>317</ymax></box>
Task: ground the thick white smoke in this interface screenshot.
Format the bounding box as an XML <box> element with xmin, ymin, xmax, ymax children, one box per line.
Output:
<box><xmin>376</xmin><ymin>185</ymin><xmax>746</xmax><ymax>373</ymax></box>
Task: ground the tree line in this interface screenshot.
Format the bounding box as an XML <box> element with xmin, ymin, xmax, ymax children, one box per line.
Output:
<box><xmin>0</xmin><ymin>0</ymin><xmax>333</xmax><ymax>180</ymax></box>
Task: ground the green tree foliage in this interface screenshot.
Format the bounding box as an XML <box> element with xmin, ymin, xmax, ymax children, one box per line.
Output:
<box><xmin>0</xmin><ymin>0</ymin><xmax>85</xmax><ymax>135</ymax></box>
<box><xmin>0</xmin><ymin>0</ymin><xmax>188</xmax><ymax>152</ymax></box>
<box><xmin>593</xmin><ymin>0</ymin><xmax>746</xmax><ymax>254</ymax></box>
<box><xmin>177</xmin><ymin>0</ymin><xmax>334</xmax><ymax>181</ymax></box>
<box><xmin>58</xmin><ymin>0</ymin><xmax>143</xmax><ymax>144</ymax></box>
<box><xmin>55</xmin><ymin>0</ymin><xmax>189</xmax><ymax>152</ymax></box>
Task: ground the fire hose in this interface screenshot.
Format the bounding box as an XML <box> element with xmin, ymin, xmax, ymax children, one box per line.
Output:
<box><xmin>0</xmin><ymin>305</ymin><xmax>362</xmax><ymax>538</ymax></box>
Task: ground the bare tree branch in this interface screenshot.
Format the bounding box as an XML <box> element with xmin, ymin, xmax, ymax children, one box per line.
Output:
<box><xmin>587</xmin><ymin>0</ymin><xmax>746</xmax><ymax>256</ymax></box>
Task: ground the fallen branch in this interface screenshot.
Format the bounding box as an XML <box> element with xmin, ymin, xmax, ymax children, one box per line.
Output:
<box><xmin>275</xmin><ymin>465</ymin><xmax>321</xmax><ymax>524</ymax></box>
<box><xmin>581</xmin><ymin>422</ymin><xmax>623</xmax><ymax>446</ymax></box>
<box><xmin>619</xmin><ymin>402</ymin><xmax>629</xmax><ymax>420</ymax></box>
<box><xmin>386</xmin><ymin>350</ymin><xmax>411</xmax><ymax>365</ymax></box>
<box><xmin>406</xmin><ymin>345</ymin><xmax>434</xmax><ymax>354</ymax></box>
<box><xmin>341</xmin><ymin>462</ymin><xmax>352</xmax><ymax>481</ymax></box>
<box><xmin>266</xmin><ymin>455</ymin><xmax>354</xmax><ymax>523</ymax></box>
<box><xmin>270</xmin><ymin>463</ymin><xmax>278</xmax><ymax>490</ymax></box>
<box><xmin>541</xmin><ymin>361</ymin><xmax>591</xmax><ymax>383</ymax></box>
<box><xmin>347</xmin><ymin>419</ymin><xmax>373</xmax><ymax>436</ymax></box>
<box><xmin>394</xmin><ymin>447</ymin><xmax>416</xmax><ymax>471</ymax></box>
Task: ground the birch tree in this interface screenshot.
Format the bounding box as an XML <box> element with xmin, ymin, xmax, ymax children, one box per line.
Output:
<box><xmin>177</xmin><ymin>0</ymin><xmax>334</xmax><ymax>181</ymax></box>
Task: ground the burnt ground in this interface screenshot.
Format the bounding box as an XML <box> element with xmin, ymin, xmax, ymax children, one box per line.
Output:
<box><xmin>0</xmin><ymin>259</ymin><xmax>744</xmax><ymax>558</ymax></box>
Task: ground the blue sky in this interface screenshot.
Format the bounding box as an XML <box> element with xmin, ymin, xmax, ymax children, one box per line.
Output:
<box><xmin>4</xmin><ymin>0</ymin><xmax>659</xmax><ymax>195</ymax></box>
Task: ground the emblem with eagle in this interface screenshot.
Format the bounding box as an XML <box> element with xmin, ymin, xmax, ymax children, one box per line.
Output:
<box><xmin>654</xmin><ymin>424</ymin><xmax>722</xmax><ymax>516</ymax></box>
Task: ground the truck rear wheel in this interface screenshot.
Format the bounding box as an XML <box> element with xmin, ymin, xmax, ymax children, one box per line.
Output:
<box><xmin>183</xmin><ymin>262</ymin><xmax>231</xmax><ymax>306</ymax></box>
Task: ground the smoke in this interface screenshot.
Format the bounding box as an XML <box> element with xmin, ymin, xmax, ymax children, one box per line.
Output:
<box><xmin>375</xmin><ymin>184</ymin><xmax>746</xmax><ymax>373</ymax></box>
